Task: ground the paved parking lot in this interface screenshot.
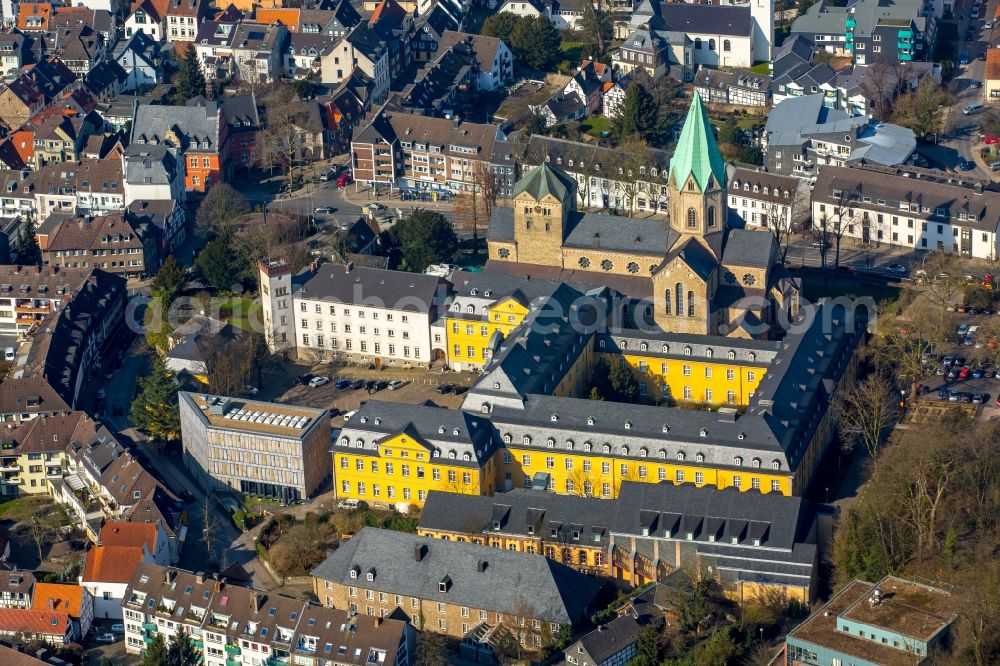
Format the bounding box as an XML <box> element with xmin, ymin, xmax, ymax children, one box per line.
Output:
<box><xmin>275</xmin><ymin>364</ymin><xmax>477</xmax><ymax>418</ymax></box>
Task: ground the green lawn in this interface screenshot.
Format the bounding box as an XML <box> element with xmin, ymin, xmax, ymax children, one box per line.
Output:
<box><xmin>559</xmin><ymin>41</ymin><xmax>584</xmax><ymax>69</ymax></box>
<box><xmin>581</xmin><ymin>116</ymin><xmax>611</xmax><ymax>137</ymax></box>
<box><xmin>0</xmin><ymin>496</ymin><xmax>51</xmax><ymax>522</ymax></box>
<box><xmin>749</xmin><ymin>62</ymin><xmax>771</xmax><ymax>75</ymax></box>
<box><xmin>219</xmin><ymin>297</ymin><xmax>263</xmax><ymax>332</ymax></box>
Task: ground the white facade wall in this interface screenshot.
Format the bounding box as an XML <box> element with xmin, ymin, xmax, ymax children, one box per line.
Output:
<box><xmin>690</xmin><ymin>33</ymin><xmax>753</xmax><ymax>68</ymax></box>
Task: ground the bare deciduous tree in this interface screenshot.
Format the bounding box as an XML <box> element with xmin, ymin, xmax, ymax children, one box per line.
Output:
<box><xmin>833</xmin><ymin>371</ymin><xmax>899</xmax><ymax>471</ymax></box>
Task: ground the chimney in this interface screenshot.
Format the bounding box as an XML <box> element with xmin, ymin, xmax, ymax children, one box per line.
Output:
<box><xmin>253</xmin><ymin>593</ymin><xmax>263</xmax><ymax>612</ymax></box>
<box><xmin>414</xmin><ymin>543</ymin><xmax>426</xmax><ymax>562</ymax></box>
<box><xmin>476</xmin><ymin>560</ymin><xmax>486</xmax><ymax>573</ymax></box>
<box><xmin>195</xmin><ymin>572</ymin><xmax>204</xmax><ymax>584</ymax></box>
<box><xmin>344</xmin><ymin>261</ymin><xmax>353</xmax><ymax>273</ymax></box>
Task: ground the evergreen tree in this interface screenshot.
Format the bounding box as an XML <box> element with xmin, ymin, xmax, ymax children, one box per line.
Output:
<box><xmin>174</xmin><ymin>47</ymin><xmax>207</xmax><ymax>104</ymax></box>
<box><xmin>195</xmin><ymin>231</ymin><xmax>247</xmax><ymax>290</ymax></box>
<box><xmin>510</xmin><ymin>16</ymin><xmax>561</xmax><ymax>70</ymax></box>
<box><xmin>608</xmin><ymin>359</ymin><xmax>640</xmax><ymax>403</ymax></box>
<box><xmin>522</xmin><ymin>113</ymin><xmax>548</xmax><ymax>137</ymax></box>
<box><xmin>15</xmin><ymin>219</ymin><xmax>42</xmax><ymax>266</ymax></box>
<box><xmin>151</xmin><ymin>256</ymin><xmax>187</xmax><ymax>307</ymax></box>
<box><xmin>632</xmin><ymin>625</ymin><xmax>661</xmax><ymax>666</ymax></box>
<box><xmin>168</xmin><ymin>625</ymin><xmax>200</xmax><ymax>666</ymax></box>
<box><xmin>480</xmin><ymin>13</ymin><xmax>520</xmax><ymax>43</ymax></box>
<box><xmin>142</xmin><ymin>632</ymin><xmax>170</xmax><ymax>666</ymax></box>
<box><xmin>614</xmin><ymin>82</ymin><xmax>657</xmax><ymax>142</ymax></box>
<box><xmin>130</xmin><ymin>355</ymin><xmax>180</xmax><ymax>441</ymax></box>
<box><xmin>577</xmin><ymin>0</ymin><xmax>613</xmax><ymax>56</ymax></box>
<box><xmin>383</xmin><ymin>209</ymin><xmax>458</xmax><ymax>272</ymax></box>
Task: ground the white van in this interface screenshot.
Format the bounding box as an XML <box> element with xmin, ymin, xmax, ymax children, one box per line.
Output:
<box><xmin>964</xmin><ymin>103</ymin><xmax>985</xmax><ymax>115</ymax></box>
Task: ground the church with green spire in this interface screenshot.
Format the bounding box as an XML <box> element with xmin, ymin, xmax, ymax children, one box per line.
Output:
<box><xmin>486</xmin><ymin>92</ymin><xmax>799</xmax><ymax>338</ymax></box>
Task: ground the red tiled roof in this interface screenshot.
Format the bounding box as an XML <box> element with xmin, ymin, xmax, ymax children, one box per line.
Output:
<box><xmin>30</xmin><ymin>582</ymin><xmax>86</xmax><ymax>617</ymax></box>
<box><xmin>0</xmin><ymin>608</ymin><xmax>70</xmax><ymax>637</ymax></box>
<box><xmin>82</xmin><ymin>545</ymin><xmax>146</xmax><ymax>584</ymax></box>
<box><xmin>99</xmin><ymin>522</ymin><xmax>157</xmax><ymax>551</ymax></box>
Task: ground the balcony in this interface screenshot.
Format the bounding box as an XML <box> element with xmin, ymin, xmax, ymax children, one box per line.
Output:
<box><xmin>225</xmin><ymin>645</ymin><xmax>241</xmax><ymax>656</ymax></box>
<box><xmin>0</xmin><ymin>462</ymin><xmax>18</xmax><ymax>473</ymax></box>
<box><xmin>192</xmin><ymin>640</ymin><xmax>204</xmax><ymax>649</ymax></box>
<box><xmin>143</xmin><ymin>623</ymin><xmax>157</xmax><ymax>633</ymax></box>
<box><xmin>226</xmin><ymin>660</ymin><xmax>240</xmax><ymax>666</ymax></box>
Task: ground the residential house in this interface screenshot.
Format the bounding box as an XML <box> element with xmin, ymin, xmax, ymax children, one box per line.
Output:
<box><xmin>764</xmin><ymin>93</ymin><xmax>916</xmax><ymax>178</ymax></box>
<box><xmin>113</xmin><ymin>32</ymin><xmax>162</xmax><ymax>92</ymax></box>
<box><xmin>164</xmin><ymin>0</ymin><xmax>211</xmax><ymax>42</ymax></box>
<box><xmin>812</xmin><ymin>163</ymin><xmax>1000</xmax><ymax>259</ymax></box>
<box><xmin>30</xmin><ymin>582</ymin><xmax>93</xmax><ymax>641</ymax></box>
<box><xmin>16</xmin><ymin>3</ymin><xmax>53</xmax><ymax>32</ymax></box>
<box><xmin>613</xmin><ymin>26</ymin><xmax>691</xmax><ymax>82</ymax></box>
<box><xmin>520</xmin><ymin>134</ymin><xmax>672</xmax><ymax>213</ymax></box>
<box><xmin>497</xmin><ymin>0</ymin><xmax>588</xmax><ymax>30</ymax></box>
<box><xmin>127</xmin><ymin>199</ymin><xmax>185</xmax><ymax>254</ymax></box>
<box><xmin>121</xmin><ymin>144</ymin><xmax>186</xmax><ymax>247</ymax></box>
<box><xmin>49</xmin><ymin>25</ymin><xmax>105</xmax><ymax>76</ymax></box>
<box><xmin>100</xmin><ymin>522</ymin><xmax>170</xmax><ymax>567</ymax></box>
<box><xmin>727</xmin><ymin>166</ymin><xmax>802</xmax><ymax>232</ymax></box>
<box><xmin>0</xmin><ymin>570</ymin><xmax>35</xmax><ymax>607</ymax></box>
<box><xmin>311</xmin><ymin>527</ymin><xmax>609</xmax><ymax>647</ymax></box>
<box><xmin>229</xmin><ymin>21</ymin><xmax>289</xmax><ymax>84</ymax></box>
<box><xmin>0</xmin><ymin>30</ymin><xmax>26</xmax><ymax>77</ymax></box>
<box><xmin>349</xmin><ymin>106</ymin><xmax>503</xmax><ymax>195</ymax></box>
<box><xmin>783</xmin><ymin>577</ymin><xmax>960</xmax><ymax>666</ymax></box>
<box><xmin>0</xmin><ymin>76</ymin><xmax>45</xmax><ymax>130</ymax></box>
<box><xmin>81</xmin><ymin>544</ymin><xmax>152</xmax><ymax>620</ymax></box>
<box><xmin>368</xmin><ymin>0</ymin><xmax>416</xmax><ymax>84</ymax></box>
<box><xmin>43</xmin><ymin>212</ymin><xmax>157</xmax><ymax>280</ymax></box>
<box><xmin>0</xmin><ymin>264</ymin><xmax>94</xmax><ymax>337</ymax></box>
<box><xmin>124</xmin><ymin>0</ymin><xmax>167</xmax><ymax>41</ymax></box>
<box><xmin>14</xmin><ymin>269</ymin><xmax>126</xmax><ymax>410</ymax></box>
<box><xmin>0</xmin><ymin>376</ymin><xmax>69</xmax><ymax>422</ymax></box>
<box><xmin>560</xmin><ymin>615</ymin><xmax>645</xmax><ymax>666</ymax></box>
<box><xmin>398</xmin><ymin>41</ymin><xmax>479</xmax><ymax>118</ymax></box>
<box><xmin>130</xmin><ymin>100</ymin><xmax>226</xmax><ymax>192</ymax></box>
<box><xmin>562</xmin><ymin>60</ymin><xmax>609</xmax><ymax>115</ymax></box>
<box><xmin>693</xmin><ymin>66</ymin><xmax>771</xmax><ymax>107</ymax></box>
<box><xmin>221</xmin><ymin>94</ymin><xmax>260</xmax><ymax>179</ymax></box>
<box><xmin>409</xmin><ymin>3</ymin><xmax>460</xmax><ymax>63</ymax></box>
<box><xmin>25</xmin><ymin>58</ymin><xmax>78</xmax><ymax>103</ymax></box>
<box><xmin>122</xmin><ymin>562</ymin><xmax>414</xmax><ymax>666</ymax></box>
<box><xmin>284</xmin><ymin>32</ymin><xmax>334</xmax><ymax>78</ymax></box>
<box><xmin>321</xmin><ymin>23</ymin><xmax>390</xmax><ymax>103</ymax></box>
<box><xmin>82</xmin><ymin>60</ymin><xmax>127</xmax><ymax>103</ymax></box>
<box><xmin>987</xmin><ymin>48</ymin><xmax>1000</xmax><ymax>103</ymax></box>
<box><xmin>0</xmin><ymin>609</ymin><xmax>72</xmax><ymax>645</ymax></box>
<box><xmin>531</xmin><ymin>93</ymin><xmax>586</xmax><ymax>129</ymax></box>
<box><xmin>0</xmin><ymin>411</ymin><xmax>83</xmax><ymax>498</ymax></box>
<box><xmin>790</xmin><ymin>0</ymin><xmax>931</xmax><ymax>65</ymax></box>
<box><xmin>318</xmin><ymin>71</ymin><xmax>370</xmax><ymax>155</ymax></box>
<box><xmin>437</xmin><ymin>31</ymin><xmax>513</xmax><ymax>92</ymax></box>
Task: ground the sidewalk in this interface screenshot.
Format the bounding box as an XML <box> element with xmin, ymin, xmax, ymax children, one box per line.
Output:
<box><xmin>970</xmin><ymin>139</ymin><xmax>1000</xmax><ymax>178</ymax></box>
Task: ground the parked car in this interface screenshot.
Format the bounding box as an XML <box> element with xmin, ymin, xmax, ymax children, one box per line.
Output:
<box><xmin>943</xmin><ymin>355</ymin><xmax>956</xmax><ymax>365</ymax></box>
<box><xmin>336</xmin><ymin>173</ymin><xmax>352</xmax><ymax>187</ymax></box>
<box><xmin>298</xmin><ymin>373</ymin><xmax>316</xmax><ymax>386</ymax></box>
<box><xmin>95</xmin><ymin>633</ymin><xmax>117</xmax><ymax>643</ymax></box>
<box><xmin>986</xmin><ymin>135</ymin><xmax>1000</xmax><ymax>145</ymax></box>
<box><xmin>308</xmin><ymin>376</ymin><xmax>330</xmax><ymax>388</ymax></box>
<box><xmin>387</xmin><ymin>380</ymin><xmax>408</xmax><ymax>390</ymax></box>
<box><xmin>991</xmin><ymin>160</ymin><xmax>1000</xmax><ymax>171</ymax></box>
<box><xmin>885</xmin><ymin>263</ymin><xmax>908</xmax><ymax>276</ymax></box>
<box><xmin>973</xmin><ymin>392</ymin><xmax>988</xmax><ymax>404</ymax></box>
<box><xmin>960</xmin><ymin>50</ymin><xmax>971</xmax><ymax>64</ymax></box>
<box><xmin>111</xmin><ymin>624</ymin><xmax>125</xmax><ymax>634</ymax></box>
<box><xmin>315</xmin><ymin>206</ymin><xmax>337</xmax><ymax>215</ymax></box>
<box><xmin>337</xmin><ymin>499</ymin><xmax>361</xmax><ymax>510</ymax></box>
<box><xmin>960</xmin><ymin>366</ymin><xmax>972</xmax><ymax>379</ymax></box>
<box><xmin>972</xmin><ymin>368</ymin><xmax>986</xmax><ymax>379</ymax></box>
<box><xmin>937</xmin><ymin>387</ymin><xmax>949</xmax><ymax>400</ymax></box>
<box><xmin>372</xmin><ymin>380</ymin><xmax>389</xmax><ymax>391</ymax></box>
<box><xmin>435</xmin><ymin>383</ymin><xmax>454</xmax><ymax>394</ymax></box>
<box><xmin>949</xmin><ymin>389</ymin><xmax>961</xmax><ymax>401</ymax></box>
<box><xmin>450</xmin><ymin>385</ymin><xmax>467</xmax><ymax>395</ymax></box>
<box><xmin>334</xmin><ymin>379</ymin><xmax>352</xmax><ymax>389</ymax></box>
<box><xmin>959</xmin><ymin>159</ymin><xmax>976</xmax><ymax>171</ymax></box>
<box><xmin>962</xmin><ymin>392</ymin><xmax>974</xmax><ymax>403</ymax></box>
<box><xmin>349</xmin><ymin>379</ymin><xmax>365</xmax><ymax>389</ymax></box>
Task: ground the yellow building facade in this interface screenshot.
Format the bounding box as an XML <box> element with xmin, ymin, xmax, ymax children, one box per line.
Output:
<box><xmin>444</xmin><ymin>296</ymin><xmax>529</xmax><ymax>370</ymax></box>
<box><xmin>332</xmin><ymin>422</ymin><xmax>499</xmax><ymax>508</ymax></box>
<box><xmin>608</xmin><ymin>352</ymin><xmax>766</xmax><ymax>406</ymax></box>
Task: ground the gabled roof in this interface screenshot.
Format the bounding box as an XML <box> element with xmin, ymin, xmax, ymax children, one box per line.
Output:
<box><xmin>99</xmin><ymin>522</ymin><xmax>158</xmax><ymax>551</ymax></box>
<box><xmin>0</xmin><ymin>608</ymin><xmax>70</xmax><ymax>637</ymax></box>
<box><xmin>30</xmin><ymin>583</ymin><xmax>86</xmax><ymax>617</ymax></box>
<box><xmin>82</xmin><ymin>544</ymin><xmax>147</xmax><ymax>584</ymax></box>
<box><xmin>669</xmin><ymin>91</ymin><xmax>726</xmax><ymax>191</ymax></box>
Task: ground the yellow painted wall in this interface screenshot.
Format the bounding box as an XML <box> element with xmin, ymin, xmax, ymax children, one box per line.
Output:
<box><xmin>604</xmin><ymin>352</ymin><xmax>766</xmax><ymax>406</ymax></box>
<box><xmin>498</xmin><ymin>447</ymin><xmax>792</xmax><ymax>498</ymax></box>
<box><xmin>1</xmin><ymin>451</ymin><xmax>65</xmax><ymax>495</ymax></box>
<box><xmin>418</xmin><ymin>528</ymin><xmax>607</xmax><ymax>570</ymax></box>
<box><xmin>333</xmin><ymin>433</ymin><xmax>500</xmax><ymax>507</ymax></box>
<box><xmin>444</xmin><ymin>297</ymin><xmax>528</xmax><ymax>367</ymax></box>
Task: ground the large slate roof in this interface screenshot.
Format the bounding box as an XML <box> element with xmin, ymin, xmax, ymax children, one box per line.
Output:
<box><xmin>311</xmin><ymin>527</ymin><xmax>607</xmax><ymax>624</ymax></box>
<box><xmin>293</xmin><ymin>264</ymin><xmax>445</xmax><ymax>312</ymax></box>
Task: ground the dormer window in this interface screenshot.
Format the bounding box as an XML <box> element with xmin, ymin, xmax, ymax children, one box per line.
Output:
<box><xmin>624</xmin><ymin>420</ymin><xmax>632</xmax><ymax>430</ymax></box>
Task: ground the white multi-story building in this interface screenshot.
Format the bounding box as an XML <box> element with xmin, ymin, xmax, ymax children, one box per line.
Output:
<box><xmin>123</xmin><ymin>562</ymin><xmax>413</xmax><ymax>666</ymax></box>
<box><xmin>258</xmin><ymin>260</ymin><xmax>447</xmax><ymax>367</ymax></box>
<box><xmin>812</xmin><ymin>164</ymin><xmax>1000</xmax><ymax>260</ymax></box>
<box><xmin>727</xmin><ymin>166</ymin><xmax>801</xmax><ymax>231</ymax></box>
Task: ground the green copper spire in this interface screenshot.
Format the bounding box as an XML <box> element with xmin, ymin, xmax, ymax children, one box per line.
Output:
<box><xmin>669</xmin><ymin>91</ymin><xmax>726</xmax><ymax>192</ymax></box>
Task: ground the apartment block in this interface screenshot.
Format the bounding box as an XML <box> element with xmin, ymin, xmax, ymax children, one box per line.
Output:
<box><xmin>812</xmin><ymin>163</ymin><xmax>1000</xmax><ymax>260</ymax></box>
<box><xmin>123</xmin><ymin>562</ymin><xmax>413</xmax><ymax>666</ymax></box>
<box><xmin>179</xmin><ymin>392</ymin><xmax>331</xmax><ymax>503</ymax></box>
<box><xmin>311</xmin><ymin>527</ymin><xmax>608</xmax><ymax>649</ymax></box>
<box><xmin>0</xmin><ymin>264</ymin><xmax>94</xmax><ymax>336</ymax></box>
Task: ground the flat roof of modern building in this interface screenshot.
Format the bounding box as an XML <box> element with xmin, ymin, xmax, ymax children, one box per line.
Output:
<box><xmin>181</xmin><ymin>392</ymin><xmax>327</xmax><ymax>438</ymax></box>
<box><xmin>788</xmin><ymin>577</ymin><xmax>960</xmax><ymax>666</ymax></box>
